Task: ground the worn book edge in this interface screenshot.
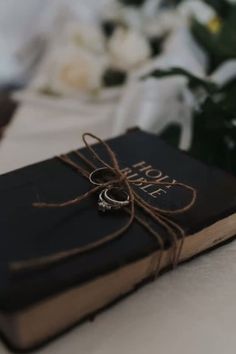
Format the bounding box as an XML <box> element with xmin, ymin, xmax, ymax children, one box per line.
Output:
<box><xmin>0</xmin><ymin>212</ymin><xmax>236</xmax><ymax>352</ymax></box>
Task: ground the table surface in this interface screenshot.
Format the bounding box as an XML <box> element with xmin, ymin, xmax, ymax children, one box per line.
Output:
<box><xmin>1</xmin><ymin>103</ymin><xmax>236</xmax><ymax>354</ymax></box>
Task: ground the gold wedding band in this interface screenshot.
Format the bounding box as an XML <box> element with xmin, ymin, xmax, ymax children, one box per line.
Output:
<box><xmin>89</xmin><ymin>167</ymin><xmax>115</xmax><ymax>186</ymax></box>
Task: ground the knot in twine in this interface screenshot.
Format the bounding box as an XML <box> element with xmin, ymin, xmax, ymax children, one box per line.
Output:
<box><xmin>11</xmin><ymin>133</ymin><xmax>197</xmax><ymax>274</ymax></box>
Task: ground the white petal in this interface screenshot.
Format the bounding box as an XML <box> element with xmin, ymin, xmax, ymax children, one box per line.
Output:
<box><xmin>178</xmin><ymin>0</ymin><xmax>216</xmax><ymax>24</ymax></box>
<box><xmin>108</xmin><ymin>27</ymin><xmax>151</xmax><ymax>70</ymax></box>
<box><xmin>63</xmin><ymin>21</ymin><xmax>106</xmax><ymax>54</ymax></box>
<box><xmin>48</xmin><ymin>45</ymin><xmax>108</xmax><ymax>95</ymax></box>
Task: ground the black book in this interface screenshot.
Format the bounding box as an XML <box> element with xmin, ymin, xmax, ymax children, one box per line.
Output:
<box><xmin>0</xmin><ymin>129</ymin><xmax>236</xmax><ymax>352</ymax></box>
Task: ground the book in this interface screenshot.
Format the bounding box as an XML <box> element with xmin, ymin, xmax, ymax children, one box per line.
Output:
<box><xmin>0</xmin><ymin>128</ymin><xmax>236</xmax><ymax>352</ymax></box>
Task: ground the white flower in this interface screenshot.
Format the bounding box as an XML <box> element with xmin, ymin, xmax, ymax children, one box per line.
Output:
<box><xmin>99</xmin><ymin>0</ymin><xmax>123</xmax><ymax>22</ymax></box>
<box><xmin>63</xmin><ymin>22</ymin><xmax>106</xmax><ymax>54</ymax></box>
<box><xmin>108</xmin><ymin>27</ymin><xmax>151</xmax><ymax>70</ymax></box>
<box><xmin>178</xmin><ymin>0</ymin><xmax>217</xmax><ymax>25</ymax></box>
<box><xmin>48</xmin><ymin>45</ymin><xmax>108</xmax><ymax>96</ymax></box>
<box><xmin>143</xmin><ymin>10</ymin><xmax>183</xmax><ymax>37</ymax></box>
<box><xmin>120</xmin><ymin>7</ymin><xmax>145</xmax><ymax>32</ymax></box>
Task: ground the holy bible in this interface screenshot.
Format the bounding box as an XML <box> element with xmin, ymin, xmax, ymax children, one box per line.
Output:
<box><xmin>0</xmin><ymin>129</ymin><xmax>236</xmax><ymax>352</ymax></box>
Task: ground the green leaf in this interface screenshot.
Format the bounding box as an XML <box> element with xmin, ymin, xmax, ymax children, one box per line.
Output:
<box><xmin>143</xmin><ymin>67</ymin><xmax>217</xmax><ymax>93</ymax></box>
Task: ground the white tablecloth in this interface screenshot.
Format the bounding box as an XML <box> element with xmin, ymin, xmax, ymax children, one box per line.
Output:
<box><xmin>0</xmin><ymin>101</ymin><xmax>117</xmax><ymax>174</ymax></box>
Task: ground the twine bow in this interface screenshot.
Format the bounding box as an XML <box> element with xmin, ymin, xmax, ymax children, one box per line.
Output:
<box><xmin>10</xmin><ymin>133</ymin><xmax>196</xmax><ymax>274</ymax></box>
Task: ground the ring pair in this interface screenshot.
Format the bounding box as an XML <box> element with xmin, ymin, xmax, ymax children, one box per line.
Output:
<box><xmin>89</xmin><ymin>167</ymin><xmax>130</xmax><ymax>212</ymax></box>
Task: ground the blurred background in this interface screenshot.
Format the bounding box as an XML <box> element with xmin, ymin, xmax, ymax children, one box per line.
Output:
<box><xmin>0</xmin><ymin>0</ymin><xmax>235</xmax><ymax>174</ymax></box>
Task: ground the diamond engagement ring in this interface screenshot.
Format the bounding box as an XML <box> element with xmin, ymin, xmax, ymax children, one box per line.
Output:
<box><xmin>98</xmin><ymin>187</ymin><xmax>130</xmax><ymax>212</ymax></box>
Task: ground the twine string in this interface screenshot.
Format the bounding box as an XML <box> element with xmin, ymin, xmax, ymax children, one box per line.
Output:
<box><xmin>10</xmin><ymin>133</ymin><xmax>196</xmax><ymax>274</ymax></box>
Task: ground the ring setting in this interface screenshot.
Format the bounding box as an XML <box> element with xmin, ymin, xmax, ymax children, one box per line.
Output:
<box><xmin>89</xmin><ymin>168</ymin><xmax>130</xmax><ymax>212</ymax></box>
<box><xmin>98</xmin><ymin>188</ymin><xmax>130</xmax><ymax>212</ymax></box>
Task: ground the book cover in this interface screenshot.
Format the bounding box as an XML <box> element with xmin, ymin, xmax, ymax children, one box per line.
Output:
<box><xmin>0</xmin><ymin>129</ymin><xmax>236</xmax><ymax>351</ymax></box>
